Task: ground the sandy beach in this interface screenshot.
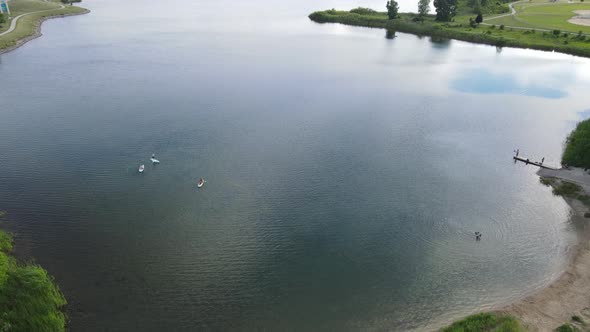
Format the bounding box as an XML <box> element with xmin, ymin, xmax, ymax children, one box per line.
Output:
<box><xmin>498</xmin><ymin>167</ymin><xmax>590</xmax><ymax>331</ymax></box>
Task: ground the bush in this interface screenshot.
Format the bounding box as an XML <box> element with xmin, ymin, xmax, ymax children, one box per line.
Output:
<box><xmin>540</xmin><ymin>177</ymin><xmax>556</xmax><ymax>186</ymax></box>
<box><xmin>442</xmin><ymin>313</ymin><xmax>525</xmax><ymax>332</ymax></box>
<box><xmin>555</xmin><ymin>324</ymin><xmax>579</xmax><ymax>332</ymax></box>
<box><xmin>572</xmin><ymin>315</ymin><xmax>584</xmax><ymax>324</ymax></box>
<box><xmin>562</xmin><ymin>119</ymin><xmax>590</xmax><ymax>169</ymax></box>
<box><xmin>0</xmin><ymin>230</ymin><xmax>67</xmax><ymax>332</ymax></box>
<box><xmin>350</xmin><ymin>7</ymin><xmax>379</xmax><ymax>15</ymax></box>
<box><xmin>553</xmin><ymin>29</ymin><xmax>561</xmax><ymax>36</ymax></box>
<box><xmin>552</xmin><ymin>181</ymin><xmax>581</xmax><ymax>197</ymax></box>
<box><xmin>500</xmin><ymin>24</ymin><xmax>505</xmax><ymax>30</ymax></box>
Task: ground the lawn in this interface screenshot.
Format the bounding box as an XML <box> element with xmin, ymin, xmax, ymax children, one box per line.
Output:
<box><xmin>487</xmin><ymin>1</ymin><xmax>590</xmax><ymax>34</ymax></box>
<box><xmin>0</xmin><ymin>0</ymin><xmax>87</xmax><ymax>51</ymax></box>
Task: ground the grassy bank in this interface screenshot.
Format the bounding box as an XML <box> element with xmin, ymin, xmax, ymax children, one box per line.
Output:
<box><xmin>308</xmin><ymin>8</ymin><xmax>590</xmax><ymax>58</ymax></box>
<box><xmin>563</xmin><ymin>119</ymin><xmax>590</xmax><ymax>169</ymax></box>
<box><xmin>441</xmin><ymin>312</ymin><xmax>525</xmax><ymax>332</ymax></box>
<box><xmin>0</xmin><ymin>0</ymin><xmax>88</xmax><ymax>52</ymax></box>
<box><xmin>0</xmin><ymin>212</ymin><xmax>67</xmax><ymax>332</ymax></box>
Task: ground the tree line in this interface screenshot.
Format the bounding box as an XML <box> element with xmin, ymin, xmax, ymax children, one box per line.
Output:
<box><xmin>386</xmin><ymin>0</ymin><xmax>459</xmax><ymax>22</ymax></box>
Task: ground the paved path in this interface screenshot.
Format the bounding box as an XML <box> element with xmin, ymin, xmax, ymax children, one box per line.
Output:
<box><xmin>0</xmin><ymin>1</ymin><xmax>64</xmax><ymax>37</ymax></box>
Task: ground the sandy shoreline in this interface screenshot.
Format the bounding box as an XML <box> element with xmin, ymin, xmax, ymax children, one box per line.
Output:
<box><xmin>496</xmin><ymin>167</ymin><xmax>590</xmax><ymax>331</ymax></box>
<box><xmin>0</xmin><ymin>9</ymin><xmax>90</xmax><ymax>55</ymax></box>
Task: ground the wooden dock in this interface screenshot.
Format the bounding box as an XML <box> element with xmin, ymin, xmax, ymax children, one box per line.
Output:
<box><xmin>513</xmin><ymin>156</ymin><xmax>558</xmax><ymax>170</ymax></box>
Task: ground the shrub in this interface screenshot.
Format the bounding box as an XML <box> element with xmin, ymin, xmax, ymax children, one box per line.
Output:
<box><xmin>555</xmin><ymin>324</ymin><xmax>579</xmax><ymax>332</ymax></box>
<box><xmin>499</xmin><ymin>24</ymin><xmax>505</xmax><ymax>30</ymax></box>
<box><xmin>350</xmin><ymin>7</ymin><xmax>379</xmax><ymax>15</ymax></box>
<box><xmin>540</xmin><ymin>177</ymin><xmax>556</xmax><ymax>186</ymax></box>
<box><xmin>572</xmin><ymin>315</ymin><xmax>584</xmax><ymax>324</ymax></box>
<box><xmin>442</xmin><ymin>313</ymin><xmax>525</xmax><ymax>332</ymax></box>
<box><xmin>552</xmin><ymin>181</ymin><xmax>581</xmax><ymax>197</ymax></box>
<box><xmin>562</xmin><ymin>119</ymin><xmax>590</xmax><ymax>169</ymax></box>
<box><xmin>553</xmin><ymin>29</ymin><xmax>561</xmax><ymax>36</ymax></box>
<box><xmin>0</xmin><ymin>230</ymin><xmax>67</xmax><ymax>332</ymax></box>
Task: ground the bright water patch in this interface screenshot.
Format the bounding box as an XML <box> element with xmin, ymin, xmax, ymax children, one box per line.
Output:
<box><xmin>452</xmin><ymin>69</ymin><xmax>567</xmax><ymax>99</ymax></box>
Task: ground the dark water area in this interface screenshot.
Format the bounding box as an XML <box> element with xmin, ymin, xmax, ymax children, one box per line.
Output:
<box><xmin>1</xmin><ymin>0</ymin><xmax>590</xmax><ymax>330</ymax></box>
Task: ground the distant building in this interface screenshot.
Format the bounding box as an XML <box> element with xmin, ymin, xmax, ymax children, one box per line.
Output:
<box><xmin>0</xmin><ymin>0</ymin><xmax>10</xmax><ymax>15</ymax></box>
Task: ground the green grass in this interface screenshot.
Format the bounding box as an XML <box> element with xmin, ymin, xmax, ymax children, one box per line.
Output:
<box><xmin>542</xmin><ymin>179</ymin><xmax>590</xmax><ymax>207</ymax></box>
<box><xmin>563</xmin><ymin>119</ymin><xmax>590</xmax><ymax>169</ymax></box>
<box><xmin>552</xmin><ymin>181</ymin><xmax>582</xmax><ymax>197</ymax></box>
<box><xmin>518</xmin><ymin>3</ymin><xmax>590</xmax><ymax>33</ymax></box>
<box><xmin>0</xmin><ymin>0</ymin><xmax>88</xmax><ymax>52</ymax></box>
<box><xmin>309</xmin><ymin>8</ymin><xmax>590</xmax><ymax>57</ymax></box>
<box><xmin>486</xmin><ymin>1</ymin><xmax>590</xmax><ymax>34</ymax></box>
<box><xmin>540</xmin><ymin>176</ymin><xmax>556</xmax><ymax>186</ymax></box>
<box><xmin>441</xmin><ymin>312</ymin><xmax>526</xmax><ymax>332</ymax></box>
<box><xmin>0</xmin><ymin>217</ymin><xmax>67</xmax><ymax>332</ymax></box>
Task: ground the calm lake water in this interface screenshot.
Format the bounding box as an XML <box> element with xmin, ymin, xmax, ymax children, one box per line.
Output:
<box><xmin>1</xmin><ymin>0</ymin><xmax>590</xmax><ymax>330</ymax></box>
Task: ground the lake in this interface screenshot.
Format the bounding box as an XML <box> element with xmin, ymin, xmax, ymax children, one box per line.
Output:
<box><xmin>1</xmin><ymin>0</ymin><xmax>589</xmax><ymax>330</ymax></box>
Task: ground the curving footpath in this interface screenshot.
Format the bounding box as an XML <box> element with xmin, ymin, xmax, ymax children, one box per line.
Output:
<box><xmin>0</xmin><ymin>2</ymin><xmax>65</xmax><ymax>37</ymax></box>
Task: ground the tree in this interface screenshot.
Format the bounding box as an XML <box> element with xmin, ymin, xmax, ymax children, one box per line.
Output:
<box><xmin>473</xmin><ymin>0</ymin><xmax>482</xmax><ymax>14</ymax></box>
<box><xmin>386</xmin><ymin>0</ymin><xmax>399</xmax><ymax>19</ymax></box>
<box><xmin>475</xmin><ymin>13</ymin><xmax>483</xmax><ymax>23</ymax></box>
<box><xmin>433</xmin><ymin>0</ymin><xmax>458</xmax><ymax>21</ymax></box>
<box><xmin>418</xmin><ymin>0</ymin><xmax>430</xmax><ymax>16</ymax></box>
<box><xmin>0</xmin><ymin>14</ymin><xmax>5</xmax><ymax>26</ymax></box>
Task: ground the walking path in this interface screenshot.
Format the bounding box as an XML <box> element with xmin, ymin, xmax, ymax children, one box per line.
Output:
<box><xmin>0</xmin><ymin>1</ymin><xmax>64</xmax><ymax>37</ymax></box>
<box><xmin>484</xmin><ymin>0</ymin><xmax>520</xmax><ymax>21</ymax></box>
